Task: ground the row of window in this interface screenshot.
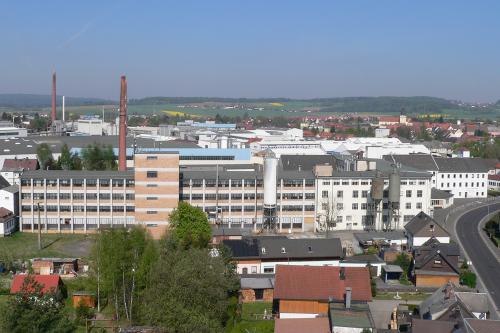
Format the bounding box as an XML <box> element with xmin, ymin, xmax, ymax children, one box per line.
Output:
<box><xmin>22</xmin><ymin>179</ymin><xmax>134</xmax><ymax>187</ymax></box>
<box><xmin>22</xmin><ymin>205</ymin><xmax>135</xmax><ymax>212</ymax></box>
<box><xmin>440</xmin><ymin>173</ymin><xmax>485</xmax><ymax>179</ymax></box>
<box><xmin>323</xmin><ymin>180</ymin><xmax>427</xmax><ymax>186</ymax></box>
<box><xmin>23</xmin><ymin>193</ymin><xmax>135</xmax><ymax>200</ymax></box>
<box><xmin>322</xmin><ymin>202</ymin><xmax>422</xmax><ymax>211</ymax></box>
<box><xmin>322</xmin><ymin>189</ymin><xmax>423</xmax><ymax>199</ymax></box>
<box><xmin>440</xmin><ymin>182</ymin><xmax>485</xmax><ymax>188</ymax></box>
<box><xmin>201</xmin><ymin>205</ymin><xmax>315</xmax><ymax>213</ymax></box>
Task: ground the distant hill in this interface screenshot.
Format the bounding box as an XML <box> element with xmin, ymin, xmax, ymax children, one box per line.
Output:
<box><xmin>0</xmin><ymin>94</ymin><xmax>115</xmax><ymax>108</ymax></box>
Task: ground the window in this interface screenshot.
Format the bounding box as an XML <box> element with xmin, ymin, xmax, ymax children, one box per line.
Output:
<box><xmin>405</xmin><ymin>202</ymin><xmax>411</xmax><ymax>209</ymax></box>
<box><xmin>352</xmin><ymin>203</ymin><xmax>358</xmax><ymax>210</ymax></box>
<box><xmin>416</xmin><ymin>202</ymin><xmax>422</xmax><ymax>209</ymax></box>
<box><xmin>308</xmin><ymin>246</ymin><xmax>313</xmax><ymax>253</ymax></box>
<box><xmin>146</xmin><ymin>184</ymin><xmax>158</xmax><ymax>187</ymax></box>
<box><xmin>406</xmin><ymin>190</ymin><xmax>412</xmax><ymax>198</ymax></box>
<box><xmin>352</xmin><ymin>191</ymin><xmax>359</xmax><ymax>198</ymax></box>
<box><xmin>383</xmin><ymin>203</ymin><xmax>388</xmax><ymax>209</ymax></box>
<box><xmin>342</xmin><ymin>181</ymin><xmax>349</xmax><ymax>185</ymax></box>
<box><xmin>261</xmin><ymin>247</ymin><xmax>266</xmax><ymax>254</ymax></box>
<box><xmin>336</xmin><ymin>216</ymin><xmax>343</xmax><ymax>223</ymax></box>
<box><xmin>251</xmin><ymin>266</ymin><xmax>257</xmax><ymax>274</ymax></box>
<box><xmin>352</xmin><ymin>181</ymin><xmax>359</xmax><ymax>185</ymax></box>
<box><xmin>146</xmin><ymin>155</ymin><xmax>158</xmax><ymax>160</ymax></box>
<box><xmin>336</xmin><ymin>203</ymin><xmax>343</xmax><ymax>210</ymax></box>
<box><xmin>281</xmin><ymin>247</ymin><xmax>286</xmax><ymax>254</ymax></box>
<box><xmin>417</xmin><ymin>190</ymin><xmax>422</xmax><ymax>198</ymax></box>
<box><xmin>146</xmin><ymin>210</ymin><xmax>157</xmax><ymax>214</ymax></box>
<box><xmin>362</xmin><ymin>190</ymin><xmax>368</xmax><ymax>198</ymax></box>
<box><xmin>147</xmin><ymin>171</ymin><xmax>158</xmax><ymax>178</ymax></box>
<box><xmin>323</xmin><ymin>181</ymin><xmax>330</xmax><ymax>186</ymax></box>
<box><xmin>263</xmin><ymin>267</ymin><xmax>274</xmax><ymax>273</ymax></box>
<box><xmin>322</xmin><ymin>203</ymin><xmax>329</xmax><ymax>210</ymax></box>
<box><xmin>337</xmin><ymin>191</ymin><xmax>343</xmax><ymax>198</ymax></box>
<box><xmin>361</xmin><ymin>203</ymin><xmax>368</xmax><ymax>210</ymax></box>
<box><xmin>322</xmin><ymin>191</ymin><xmax>328</xmax><ymax>198</ymax></box>
<box><xmin>146</xmin><ymin>197</ymin><xmax>158</xmax><ymax>200</ymax></box>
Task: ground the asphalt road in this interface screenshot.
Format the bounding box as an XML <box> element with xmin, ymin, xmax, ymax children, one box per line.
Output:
<box><xmin>455</xmin><ymin>203</ymin><xmax>500</xmax><ymax>311</ymax></box>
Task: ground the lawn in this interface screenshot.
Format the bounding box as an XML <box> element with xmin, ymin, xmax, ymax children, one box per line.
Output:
<box><xmin>229</xmin><ymin>302</ymin><xmax>274</xmax><ymax>333</ymax></box>
<box><xmin>374</xmin><ymin>292</ymin><xmax>431</xmax><ymax>301</ymax></box>
<box><xmin>0</xmin><ymin>232</ymin><xmax>95</xmax><ymax>260</ymax></box>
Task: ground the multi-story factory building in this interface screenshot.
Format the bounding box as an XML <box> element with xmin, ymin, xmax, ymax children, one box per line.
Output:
<box><xmin>19</xmin><ymin>151</ymin><xmax>433</xmax><ymax>236</ymax></box>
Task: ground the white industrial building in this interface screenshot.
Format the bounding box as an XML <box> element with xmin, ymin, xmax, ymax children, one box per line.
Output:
<box><xmin>76</xmin><ymin>117</ymin><xmax>103</xmax><ymax>135</ymax></box>
<box><xmin>0</xmin><ymin>126</ymin><xmax>28</xmax><ymax>138</ymax></box>
<box><xmin>385</xmin><ymin>154</ymin><xmax>496</xmax><ymax>198</ymax></box>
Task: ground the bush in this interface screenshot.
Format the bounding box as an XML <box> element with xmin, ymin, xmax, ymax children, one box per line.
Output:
<box><xmin>74</xmin><ymin>302</ymin><xmax>95</xmax><ymax>326</ymax></box>
<box><xmin>460</xmin><ymin>271</ymin><xmax>477</xmax><ymax>288</ymax></box>
<box><xmin>370</xmin><ymin>278</ymin><xmax>377</xmax><ymax>297</ymax></box>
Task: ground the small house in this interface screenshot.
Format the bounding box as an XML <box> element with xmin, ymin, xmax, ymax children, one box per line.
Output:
<box><xmin>240</xmin><ymin>275</ymin><xmax>274</xmax><ymax>303</ymax></box>
<box><xmin>10</xmin><ymin>274</ymin><xmax>63</xmax><ymax>295</ymax></box>
<box><xmin>72</xmin><ymin>291</ymin><xmax>96</xmax><ymax>308</ymax></box>
<box><xmin>404</xmin><ymin>212</ymin><xmax>450</xmax><ymax>248</ymax></box>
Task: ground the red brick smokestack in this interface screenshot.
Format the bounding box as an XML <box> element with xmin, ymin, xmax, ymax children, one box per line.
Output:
<box><xmin>51</xmin><ymin>72</ymin><xmax>57</xmax><ymax>122</ymax></box>
<box><xmin>118</xmin><ymin>75</ymin><xmax>127</xmax><ymax>171</ymax></box>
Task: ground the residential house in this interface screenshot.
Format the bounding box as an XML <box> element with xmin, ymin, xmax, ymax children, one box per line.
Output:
<box><xmin>223</xmin><ymin>237</ymin><xmax>344</xmax><ymax>275</ymax></box>
<box><xmin>0</xmin><ymin>175</ymin><xmax>19</xmax><ymax>217</ymax></box>
<box><xmin>419</xmin><ymin>282</ymin><xmax>489</xmax><ymax>321</ymax></box>
<box><xmin>0</xmin><ymin>207</ymin><xmax>16</xmax><ymax>236</ymax></box>
<box><xmin>411</xmin><ymin>239</ymin><xmax>460</xmax><ymax>287</ymax></box>
<box><xmin>487</xmin><ymin>174</ymin><xmax>500</xmax><ymax>192</ymax></box>
<box><xmin>10</xmin><ymin>274</ymin><xmax>63</xmax><ymax>295</ymax></box>
<box><xmin>0</xmin><ymin>158</ymin><xmax>38</xmax><ymax>185</ymax></box>
<box><xmin>340</xmin><ymin>254</ymin><xmax>386</xmax><ymax>277</ymax></box>
<box><xmin>273</xmin><ymin>265</ymin><xmax>372</xmax><ymax>318</ymax></box>
<box><xmin>404</xmin><ymin>212</ymin><xmax>450</xmax><ymax>248</ymax></box>
<box><xmin>274</xmin><ymin>317</ymin><xmax>331</xmax><ymax>333</ymax></box>
<box><xmin>431</xmin><ymin>188</ymin><xmax>454</xmax><ymax>209</ymax></box>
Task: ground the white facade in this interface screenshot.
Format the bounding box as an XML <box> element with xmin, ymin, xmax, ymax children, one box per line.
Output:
<box><xmin>0</xmin><ymin>127</ymin><xmax>27</xmax><ymax>138</ymax></box>
<box><xmin>76</xmin><ymin>118</ymin><xmax>103</xmax><ymax>135</ymax></box>
<box><xmin>434</xmin><ymin>171</ymin><xmax>488</xmax><ymax>198</ymax></box>
<box><xmin>0</xmin><ymin>215</ymin><xmax>16</xmax><ymax>236</ymax></box>
<box><xmin>375</xmin><ymin>128</ymin><xmax>390</xmax><ymax>138</ymax></box>
<box><xmin>315</xmin><ymin>176</ymin><xmax>432</xmax><ymax>231</ymax></box>
<box><xmin>0</xmin><ymin>188</ymin><xmax>17</xmax><ymax>214</ymax></box>
<box><xmin>409</xmin><ymin>236</ymin><xmax>450</xmax><ymax>248</ymax></box>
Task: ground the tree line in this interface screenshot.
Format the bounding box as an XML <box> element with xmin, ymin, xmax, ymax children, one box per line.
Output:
<box><xmin>36</xmin><ymin>143</ymin><xmax>117</xmax><ymax>171</ymax></box>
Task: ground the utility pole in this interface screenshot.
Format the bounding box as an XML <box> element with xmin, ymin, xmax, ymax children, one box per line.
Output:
<box><xmin>37</xmin><ymin>202</ymin><xmax>42</xmax><ymax>250</ymax></box>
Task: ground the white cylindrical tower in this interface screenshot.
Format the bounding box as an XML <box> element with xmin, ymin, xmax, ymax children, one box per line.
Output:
<box><xmin>62</xmin><ymin>96</ymin><xmax>65</xmax><ymax>122</ymax></box>
<box><xmin>263</xmin><ymin>150</ymin><xmax>278</xmax><ymax>230</ymax></box>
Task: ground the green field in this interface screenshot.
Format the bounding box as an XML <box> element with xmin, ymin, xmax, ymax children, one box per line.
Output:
<box><xmin>0</xmin><ymin>233</ymin><xmax>94</xmax><ymax>260</ymax></box>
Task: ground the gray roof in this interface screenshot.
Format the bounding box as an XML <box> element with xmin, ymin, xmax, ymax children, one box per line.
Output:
<box><xmin>211</xmin><ymin>227</ymin><xmax>252</xmax><ymax>237</ymax></box>
<box><xmin>20</xmin><ymin>170</ymin><xmax>134</xmax><ymax>180</ymax></box>
<box><xmin>383</xmin><ymin>265</ymin><xmax>403</xmax><ymax>273</ymax></box>
<box><xmin>0</xmin><ymin>136</ymin><xmax>198</xmax><ymax>156</ymax></box>
<box><xmin>342</xmin><ymin>254</ymin><xmax>384</xmax><ymax>264</ymax></box>
<box><xmin>240</xmin><ymin>277</ymin><xmax>274</xmax><ymax>289</ymax></box>
<box><xmin>384</xmin><ymin>154</ymin><xmax>497</xmax><ymax>173</ymax></box>
<box><xmin>225</xmin><ymin>237</ymin><xmax>344</xmax><ymax>260</ymax></box>
<box><xmin>431</xmin><ymin>188</ymin><xmax>454</xmax><ymax>199</ymax></box>
<box><xmin>419</xmin><ymin>283</ymin><xmax>486</xmax><ymax>322</ymax></box>
<box><xmin>259</xmin><ymin>237</ymin><xmax>343</xmax><ymax>259</ymax></box>
<box><xmin>404</xmin><ymin>211</ymin><xmax>450</xmax><ymax>238</ymax></box>
<box><xmin>354</xmin><ymin>231</ymin><xmax>406</xmax><ymax>243</ymax></box>
<box><xmin>455</xmin><ymin>292</ymin><xmax>489</xmax><ymax>314</ymax></box>
<box><xmin>329</xmin><ymin>302</ymin><xmax>374</xmax><ymax>329</ymax></box>
<box><xmin>0</xmin><ymin>175</ymin><xmax>10</xmax><ymax>189</ymax></box>
<box><xmin>414</xmin><ymin>241</ymin><xmax>460</xmax><ymax>273</ymax></box>
<box><xmin>0</xmin><ymin>184</ymin><xmax>18</xmax><ymax>193</ymax></box>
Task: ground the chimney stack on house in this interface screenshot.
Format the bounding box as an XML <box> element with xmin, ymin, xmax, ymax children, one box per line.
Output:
<box><xmin>51</xmin><ymin>72</ymin><xmax>57</xmax><ymax>122</ymax></box>
<box><xmin>118</xmin><ymin>75</ymin><xmax>127</xmax><ymax>171</ymax></box>
<box><xmin>345</xmin><ymin>287</ymin><xmax>352</xmax><ymax>309</ymax></box>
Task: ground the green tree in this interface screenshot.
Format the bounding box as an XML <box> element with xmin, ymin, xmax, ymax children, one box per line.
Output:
<box><xmin>139</xmin><ymin>240</ymin><xmax>238</xmax><ymax>333</ymax></box>
<box><xmin>169</xmin><ymin>202</ymin><xmax>211</xmax><ymax>249</ymax></box>
<box><xmin>393</xmin><ymin>252</ymin><xmax>411</xmax><ymax>283</ymax></box>
<box><xmin>460</xmin><ymin>271</ymin><xmax>477</xmax><ymax>288</ymax></box>
<box><xmin>92</xmin><ymin>227</ymin><xmax>154</xmax><ymax>321</ymax></box>
<box><xmin>57</xmin><ymin>144</ymin><xmax>73</xmax><ymax>170</ymax></box>
<box><xmin>36</xmin><ymin>143</ymin><xmax>53</xmax><ymax>170</ymax></box>
<box><xmin>81</xmin><ymin>143</ymin><xmax>117</xmax><ymax>170</ymax></box>
<box><xmin>0</xmin><ymin>276</ymin><xmax>75</xmax><ymax>333</ymax></box>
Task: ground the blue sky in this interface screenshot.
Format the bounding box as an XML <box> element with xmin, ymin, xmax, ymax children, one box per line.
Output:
<box><xmin>1</xmin><ymin>1</ymin><xmax>499</xmax><ymax>102</ymax></box>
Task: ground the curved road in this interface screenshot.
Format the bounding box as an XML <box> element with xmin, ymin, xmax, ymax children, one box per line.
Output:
<box><xmin>455</xmin><ymin>203</ymin><xmax>500</xmax><ymax>311</ymax></box>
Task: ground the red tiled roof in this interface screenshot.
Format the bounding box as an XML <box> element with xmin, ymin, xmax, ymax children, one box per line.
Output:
<box><xmin>379</xmin><ymin>116</ymin><xmax>399</xmax><ymax>123</ymax></box>
<box><xmin>275</xmin><ymin>318</ymin><xmax>330</xmax><ymax>333</ymax></box>
<box><xmin>10</xmin><ymin>274</ymin><xmax>62</xmax><ymax>294</ymax></box>
<box><xmin>1</xmin><ymin>158</ymin><xmax>38</xmax><ymax>171</ymax></box>
<box><xmin>0</xmin><ymin>207</ymin><xmax>13</xmax><ymax>218</ymax></box>
<box><xmin>274</xmin><ymin>265</ymin><xmax>372</xmax><ymax>302</ymax></box>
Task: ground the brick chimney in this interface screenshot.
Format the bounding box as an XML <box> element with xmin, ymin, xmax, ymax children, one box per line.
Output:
<box><xmin>118</xmin><ymin>75</ymin><xmax>127</xmax><ymax>171</ymax></box>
